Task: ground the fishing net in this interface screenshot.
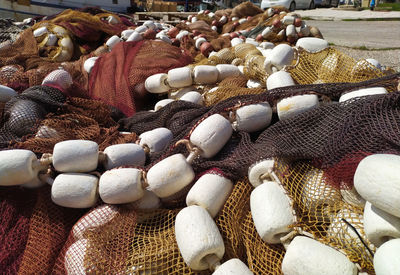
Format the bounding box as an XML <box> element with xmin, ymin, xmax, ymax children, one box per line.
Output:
<box><xmin>0</xmin><ymin>19</ymin><xmax>27</xmax><ymax>43</ymax></box>
<box><xmin>88</xmin><ymin>40</ymin><xmax>193</xmax><ymax>116</ymax></box>
<box><xmin>1</xmin><ymin>5</ymin><xmax>400</xmax><ymax>274</ymax></box>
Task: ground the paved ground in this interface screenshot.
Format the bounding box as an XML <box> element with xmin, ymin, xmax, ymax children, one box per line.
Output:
<box><xmin>296</xmin><ymin>9</ymin><xmax>400</xmax><ymax>71</ymax></box>
<box><xmin>297</xmin><ymin>7</ymin><xmax>400</xmax><ymax>20</ymax></box>
<box><xmin>307</xmin><ymin>20</ymin><xmax>400</xmax><ymax>48</ymax></box>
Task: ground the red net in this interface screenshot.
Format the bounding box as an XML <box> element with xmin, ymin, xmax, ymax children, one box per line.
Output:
<box><xmin>88</xmin><ymin>40</ymin><xmax>193</xmax><ymax>116</ymax></box>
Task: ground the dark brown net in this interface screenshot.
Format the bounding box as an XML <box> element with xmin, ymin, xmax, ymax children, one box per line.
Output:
<box><xmin>0</xmin><ymin>85</ymin><xmax>66</xmax><ymax>148</ymax></box>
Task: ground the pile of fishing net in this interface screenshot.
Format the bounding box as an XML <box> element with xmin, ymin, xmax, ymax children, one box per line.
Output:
<box><xmin>1</xmin><ymin>2</ymin><xmax>400</xmax><ymax>275</ymax></box>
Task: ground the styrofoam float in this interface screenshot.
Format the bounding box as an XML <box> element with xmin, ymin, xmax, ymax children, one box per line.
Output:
<box><xmin>354</xmin><ymin>154</ymin><xmax>400</xmax><ymax>218</ymax></box>
<box><xmin>251</xmin><ymin>181</ymin><xmax>295</xmax><ymax>244</ymax></box>
<box><xmin>146</xmin><ymin>154</ymin><xmax>195</xmax><ymax>198</ymax></box>
<box><xmin>175</xmin><ymin>205</ymin><xmax>225</xmax><ymax>270</ymax></box>
<box><xmin>99</xmin><ymin>168</ymin><xmax>145</xmax><ymax>204</ymax></box>
<box><xmin>282</xmin><ymin>236</ymin><xmax>358</xmax><ymax>275</ymax></box>
<box><xmin>373</xmin><ymin>238</ymin><xmax>400</xmax><ymax>275</ymax></box>
<box><xmin>212</xmin><ymin>258</ymin><xmax>253</xmax><ymax>275</ymax></box>
<box><xmin>339</xmin><ymin>87</ymin><xmax>388</xmax><ymax>102</ymax></box>
<box><xmin>0</xmin><ymin>149</ymin><xmax>43</xmax><ymax>186</ymax></box>
<box><xmin>190</xmin><ymin>114</ymin><xmax>233</xmax><ymax>158</ymax></box>
<box><xmin>53</xmin><ymin>140</ymin><xmax>99</xmax><ymax>172</ymax></box>
<box><xmin>277</xmin><ymin>94</ymin><xmax>319</xmax><ymax>120</ymax></box>
<box><xmin>51</xmin><ymin>173</ymin><xmax>98</xmax><ymax>208</ymax></box>
<box><xmin>145</xmin><ymin>73</ymin><xmax>170</xmax><ymax>94</ymax></box>
<box><xmin>266</xmin><ymin>71</ymin><xmax>295</xmax><ymax>90</ymax></box>
<box><xmin>102</xmin><ymin>143</ymin><xmax>146</xmax><ymax>170</ymax></box>
<box><xmin>167</xmin><ymin>67</ymin><xmax>193</xmax><ymax>88</ymax></box>
<box><xmin>296</xmin><ymin>37</ymin><xmax>329</xmax><ymax>53</ymax></box>
<box><xmin>364</xmin><ymin>201</ymin><xmax>400</xmax><ymax>247</ymax></box>
<box><xmin>186</xmin><ymin>173</ymin><xmax>233</xmax><ymax>218</ymax></box>
<box><xmin>231</xmin><ymin>102</ymin><xmax>273</xmax><ymax>132</ymax></box>
<box><xmin>139</xmin><ymin>127</ymin><xmax>173</xmax><ymax>153</ymax></box>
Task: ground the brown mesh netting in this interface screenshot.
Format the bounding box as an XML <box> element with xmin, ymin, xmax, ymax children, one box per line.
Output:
<box><xmin>1</xmin><ymin>5</ymin><xmax>400</xmax><ymax>273</ymax></box>
<box><xmin>1</xmin><ymin>71</ymin><xmax>399</xmax><ymax>274</ymax></box>
<box><xmin>89</xmin><ymin>40</ymin><xmax>193</xmax><ymax>116</ymax></box>
<box><xmin>289</xmin><ymin>47</ymin><xmax>387</xmax><ymax>84</ymax></box>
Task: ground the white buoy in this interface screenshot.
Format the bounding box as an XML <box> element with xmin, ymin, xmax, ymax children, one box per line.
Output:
<box><xmin>52</xmin><ymin>140</ymin><xmax>99</xmax><ymax>173</ymax></box>
<box><xmin>354</xmin><ymin>154</ymin><xmax>400</xmax><ymax>218</ymax></box>
<box><xmin>259</xmin><ymin>42</ymin><xmax>274</xmax><ymax>49</ymax></box>
<box><xmin>0</xmin><ymin>150</ymin><xmax>42</xmax><ymax>186</ymax></box>
<box><xmin>216</xmin><ymin>64</ymin><xmax>240</xmax><ymax>82</ymax></box>
<box><xmin>176</xmin><ymin>30</ymin><xmax>190</xmax><ymax>41</ymax></box>
<box><xmin>374</xmin><ymin>238</ymin><xmax>400</xmax><ymax>275</ymax></box>
<box><xmin>129</xmin><ymin>190</ymin><xmax>161</xmax><ymax>210</ymax></box>
<box><xmin>282</xmin><ymin>16</ymin><xmax>295</xmax><ymax>25</ymax></box>
<box><xmin>99</xmin><ymin>168</ymin><xmax>145</xmax><ymax>204</ymax></box>
<box><xmin>186</xmin><ymin>173</ymin><xmax>233</xmax><ymax>218</ymax></box>
<box><xmin>179</xmin><ymin>91</ymin><xmax>203</xmax><ymax>105</ymax></box>
<box><xmin>193</xmin><ymin>65</ymin><xmax>219</xmax><ymax>84</ymax></box>
<box><xmin>366</xmin><ymin>58</ymin><xmax>382</xmax><ymax>70</ymax></box>
<box><xmin>134</xmin><ymin>25</ymin><xmax>148</xmax><ymax>34</ymax></box>
<box><xmin>296</xmin><ymin>37</ymin><xmax>329</xmax><ymax>53</ymax></box>
<box><xmin>282</xmin><ymin>236</ymin><xmax>358</xmax><ymax>275</ymax></box>
<box><xmin>175</xmin><ymin>205</ymin><xmax>225</xmax><ymax>270</ymax></box>
<box><xmin>246</xmin><ymin>79</ymin><xmax>263</xmax><ymax>88</ymax></box>
<box><xmin>139</xmin><ymin>127</ymin><xmax>173</xmax><ymax>153</ymax></box>
<box><xmin>46</xmin><ymin>34</ymin><xmax>58</xmax><ymax>46</ymax></box>
<box><xmin>248</xmin><ymin>159</ymin><xmax>276</xmax><ymax>188</ymax></box>
<box><xmin>339</xmin><ymin>87</ymin><xmax>388</xmax><ymax>102</ymax></box>
<box><xmin>143</xmin><ymin>20</ymin><xmax>156</xmax><ymax>30</ymax></box>
<box><xmin>231</xmin><ymin>38</ymin><xmax>244</xmax><ymax>47</ymax></box>
<box><xmin>147</xmin><ymin>154</ymin><xmax>195</xmax><ymax>198</ymax></box>
<box><xmin>0</xmin><ymin>85</ymin><xmax>17</xmax><ymax>102</ymax></box>
<box><xmin>145</xmin><ymin>73</ymin><xmax>170</xmax><ymax>94</ymax></box>
<box><xmin>102</xmin><ymin>143</ymin><xmax>145</xmax><ymax>170</ymax></box>
<box><xmin>212</xmin><ymin>258</ymin><xmax>253</xmax><ymax>275</ymax></box>
<box><xmin>364</xmin><ymin>201</ymin><xmax>400</xmax><ymax>247</ymax></box>
<box><xmin>51</xmin><ymin>173</ymin><xmax>98</xmax><ymax>208</ymax></box>
<box><xmin>264</xmin><ymin>44</ymin><xmax>294</xmax><ymax>74</ymax></box>
<box><xmin>33</xmin><ymin>26</ymin><xmax>48</xmax><ymax>37</ymax></box>
<box><xmin>251</xmin><ymin>181</ymin><xmax>295</xmax><ymax>244</ymax></box>
<box><xmin>72</xmin><ymin>204</ymin><xmax>118</xmax><ymax>240</ymax></box>
<box><xmin>107</xmin><ymin>15</ymin><xmax>119</xmax><ymax>24</ymax></box>
<box><xmin>154</xmin><ymin>99</ymin><xmax>174</xmax><ymax>111</ymax></box>
<box><xmin>232</xmin><ymin>102</ymin><xmax>273</xmax><ymax>132</ymax></box>
<box><xmin>126</xmin><ymin>31</ymin><xmax>143</xmax><ymax>42</ymax></box>
<box><xmin>83</xmin><ymin>57</ymin><xmax>99</xmax><ymax>74</ymax></box>
<box><xmin>190</xmin><ymin>114</ymin><xmax>233</xmax><ymax>158</ymax></box>
<box><xmin>167</xmin><ymin>67</ymin><xmax>193</xmax><ymax>88</ymax></box>
<box><xmin>121</xmin><ymin>29</ymin><xmax>135</xmax><ymax>40</ymax></box>
<box><xmin>266</xmin><ymin>71</ymin><xmax>295</xmax><ymax>90</ymax></box>
<box><xmin>105</xmin><ymin>35</ymin><xmax>122</xmax><ymax>51</ymax></box>
<box><xmin>277</xmin><ymin>94</ymin><xmax>319</xmax><ymax>120</ymax></box>
<box><xmin>195</xmin><ymin>37</ymin><xmax>207</xmax><ymax>50</ymax></box>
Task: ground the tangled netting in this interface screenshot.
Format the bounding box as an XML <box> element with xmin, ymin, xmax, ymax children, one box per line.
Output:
<box><xmin>1</xmin><ymin>69</ymin><xmax>398</xmax><ymax>274</ymax></box>
<box><xmin>1</xmin><ymin>4</ymin><xmax>400</xmax><ymax>273</ymax></box>
<box><xmin>0</xmin><ymin>19</ymin><xmax>27</xmax><ymax>43</ymax></box>
<box><xmin>89</xmin><ymin>40</ymin><xmax>193</xmax><ymax>116</ymax></box>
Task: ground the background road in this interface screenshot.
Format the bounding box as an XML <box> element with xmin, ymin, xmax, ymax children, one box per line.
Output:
<box><xmin>306</xmin><ymin>19</ymin><xmax>400</xmax><ymax>71</ymax></box>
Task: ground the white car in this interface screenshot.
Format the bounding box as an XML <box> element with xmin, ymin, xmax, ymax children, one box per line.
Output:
<box><xmin>261</xmin><ymin>0</ymin><xmax>316</xmax><ymax>11</ymax></box>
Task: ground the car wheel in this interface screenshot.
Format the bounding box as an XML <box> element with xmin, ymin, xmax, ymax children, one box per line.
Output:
<box><xmin>333</xmin><ymin>0</ymin><xmax>339</xmax><ymax>7</ymax></box>
<box><xmin>289</xmin><ymin>1</ymin><xmax>296</xmax><ymax>11</ymax></box>
<box><xmin>309</xmin><ymin>0</ymin><xmax>315</xmax><ymax>9</ymax></box>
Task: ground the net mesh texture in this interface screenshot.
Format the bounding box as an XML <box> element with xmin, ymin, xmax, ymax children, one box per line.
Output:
<box><xmin>0</xmin><ymin>6</ymin><xmax>400</xmax><ymax>274</ymax></box>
